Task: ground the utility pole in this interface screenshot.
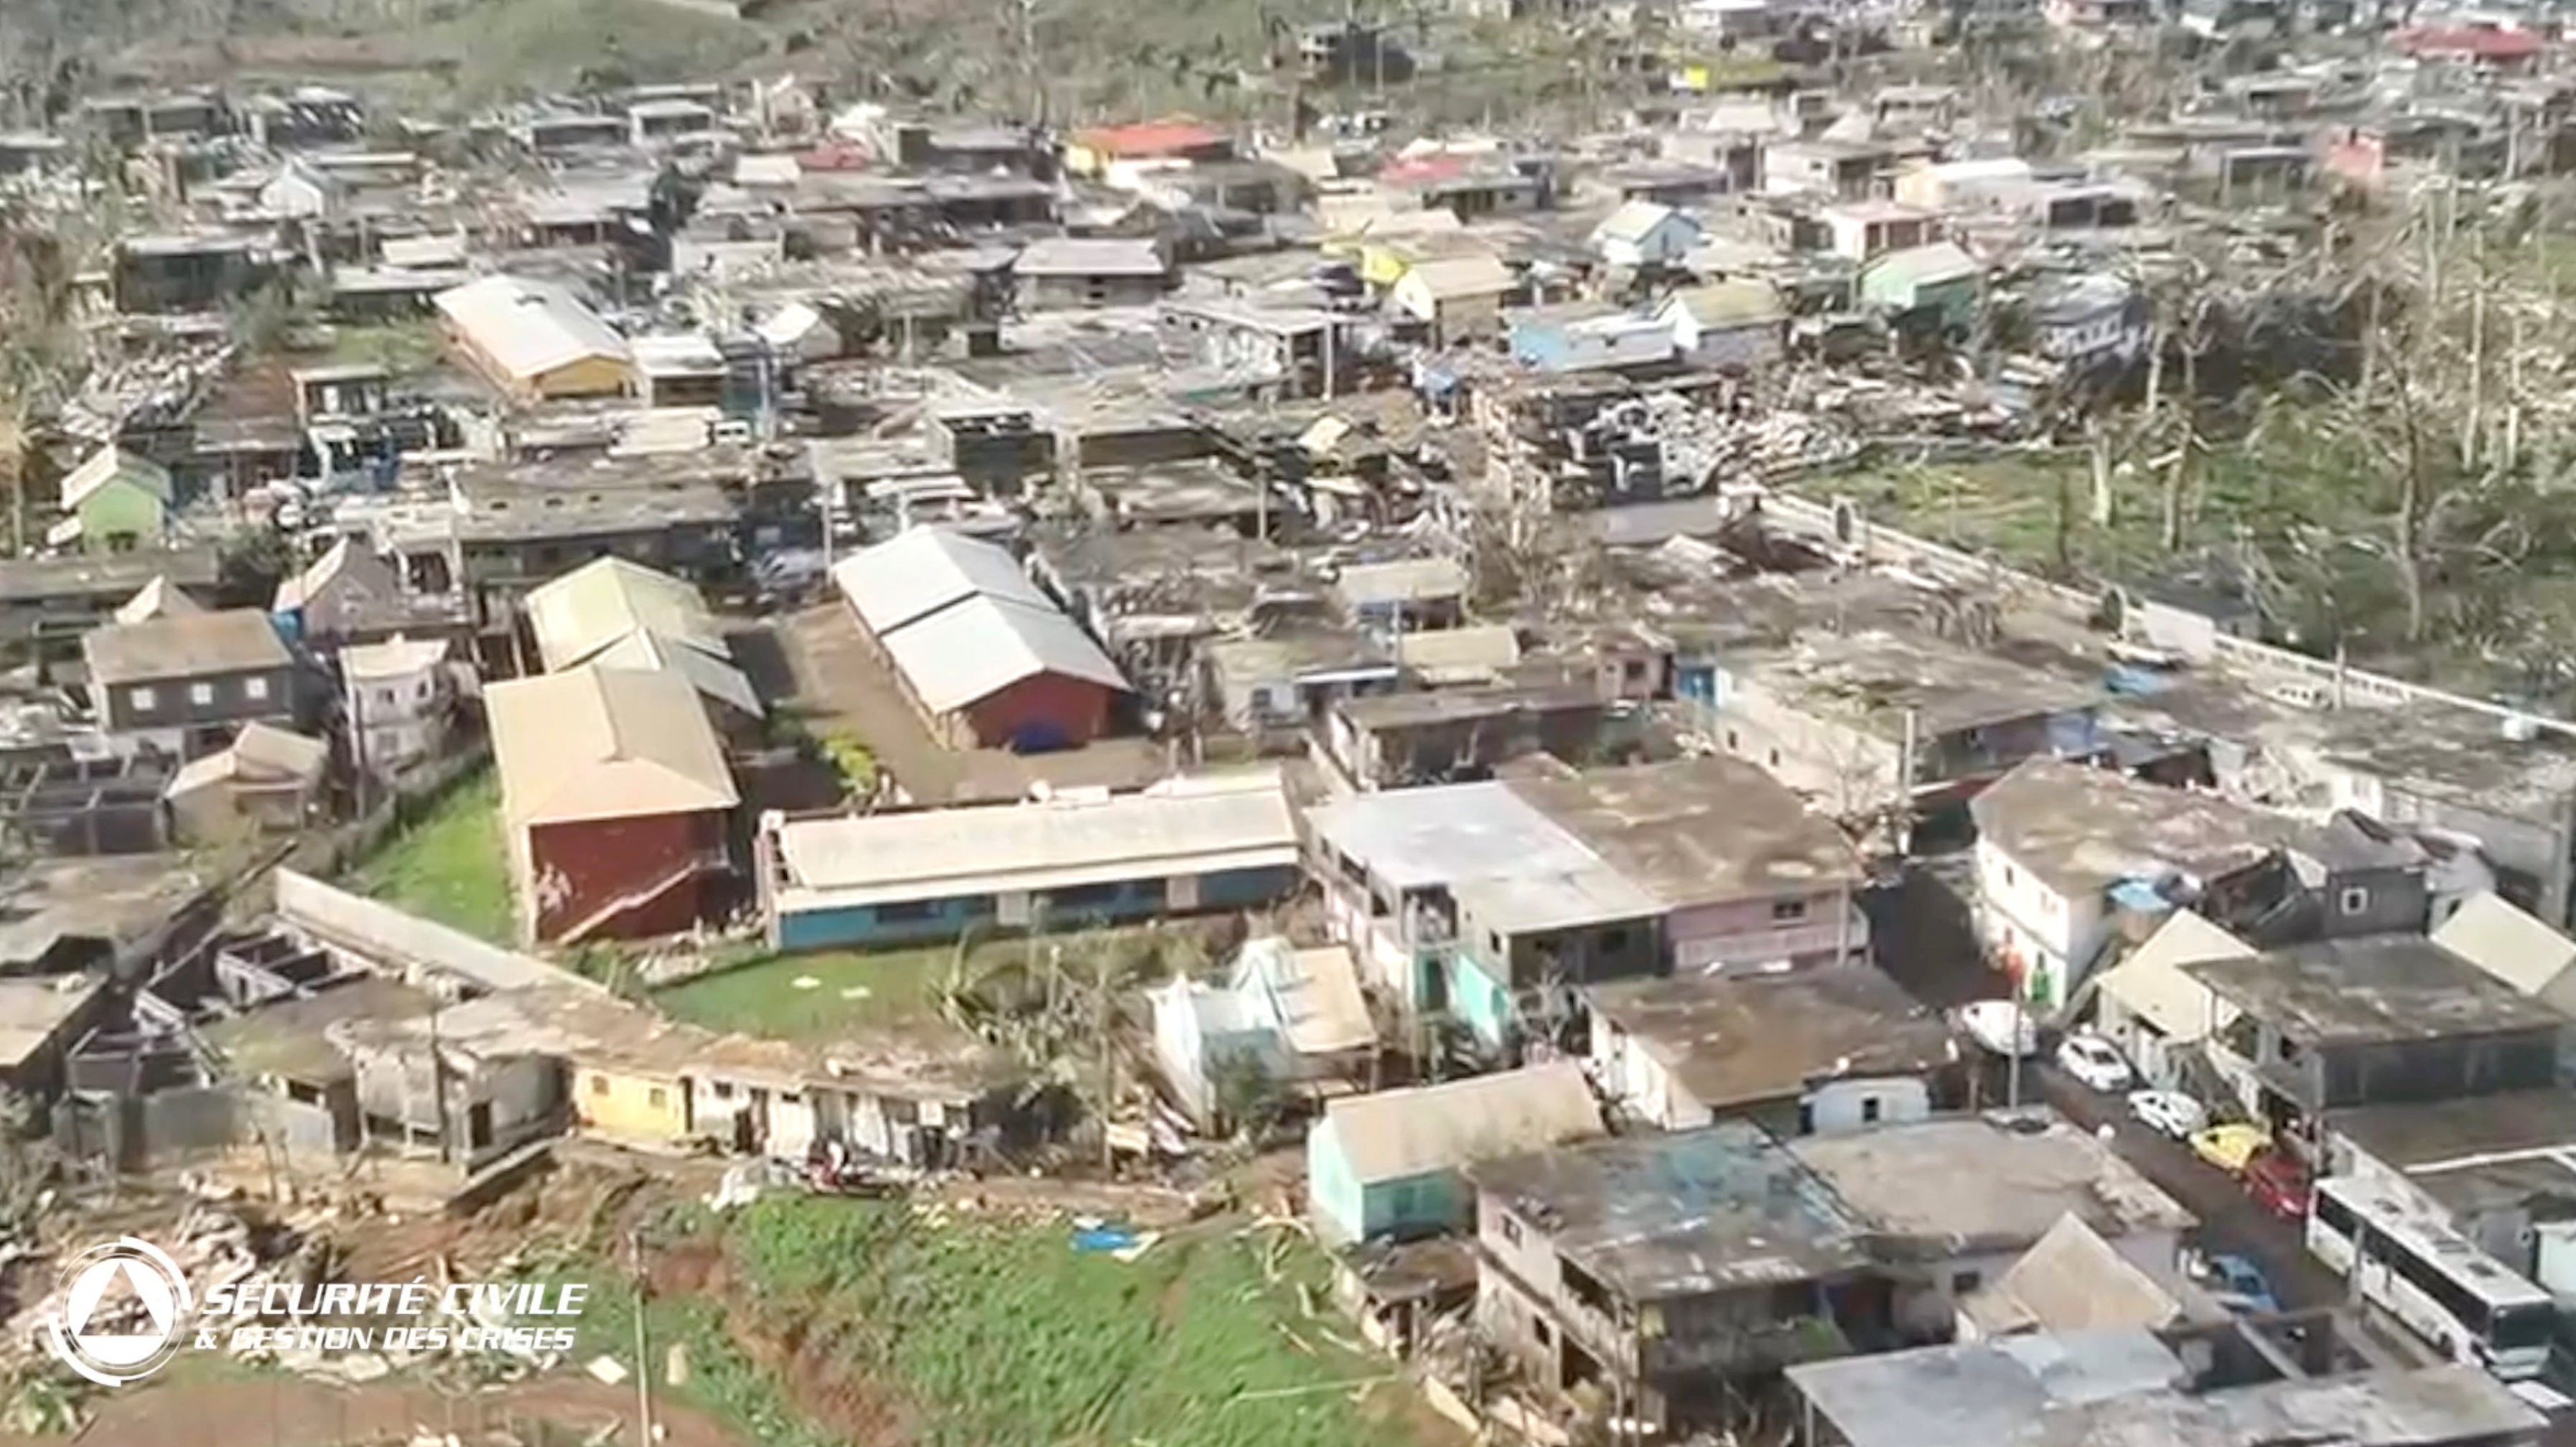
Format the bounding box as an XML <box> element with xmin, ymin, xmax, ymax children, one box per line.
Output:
<box><xmin>630</xmin><ymin>1228</ymin><xmax>657</xmax><ymax>1446</ymax></box>
<box><xmin>2005</xmin><ymin>973</ymin><xmax>2026</xmax><ymax>1111</ymax></box>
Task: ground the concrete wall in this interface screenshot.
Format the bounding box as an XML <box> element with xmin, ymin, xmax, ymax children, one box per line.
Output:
<box><xmin>526</xmin><ymin>808</ymin><xmax>728</xmax><ymax>943</ymax></box>
<box><xmin>573</xmin><ymin>1063</ymin><xmax>691</xmax><ymax>1143</ymax></box>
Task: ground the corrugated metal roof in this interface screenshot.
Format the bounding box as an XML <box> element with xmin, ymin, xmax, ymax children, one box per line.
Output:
<box><xmin>486</xmin><ymin>665</ymin><xmax>737</xmax><ymax>829</ymax></box>
<box><xmin>526</xmin><ymin>556</ymin><xmax>729</xmax><ymax>672</ymax></box>
<box><xmin>881</xmin><ymin>593</ymin><xmax>1129</xmax><ymax>713</ymax></box>
<box><xmin>1015</xmin><ymin>237</ymin><xmax>1168</xmax><ymax>278</ymax></box>
<box><xmin>1324</xmin><ymin>1061</ymin><xmax>1603</xmax><ymax>1182</ymax></box>
<box><xmin>832</xmin><ymin>526</ymin><xmax>1052</xmax><ymax>636</ymax></box>
<box><xmin>85</xmin><ymin>609</ymin><xmax>291</xmax><ymax>684</ymax></box>
<box><xmin>2433</xmin><ymin>891</ymin><xmax>2576</xmax><ymax>1001</ymax></box>
<box><xmin>2092</xmin><ymin>910</ymin><xmax>2249</xmax><ymax>1042</ymax></box>
<box><xmin>274</xmin><ymin>868</ymin><xmax>585</xmax><ymax>994</ymax></box>
<box><xmin>61</xmin><ymin>444</ymin><xmax>173</xmax><ymax>510</ymax></box>
<box><xmin>115</xmin><ymin>576</ymin><xmax>202</xmax><ymax>625</ymax></box>
<box><xmin>774</xmin><ymin>769</ymin><xmax>1294</xmax><ymax>900</ymax></box>
<box><xmin>1402</xmin><ymin>253</ymin><xmax>1513</xmax><ymax>301</ymax></box>
<box><xmin>590</xmin><ymin>628</ymin><xmax>762</xmax><ymax>718</ymax></box>
<box><xmin>433</xmin><ymin>273</ymin><xmax>631</xmax><ymax>383</ymax></box>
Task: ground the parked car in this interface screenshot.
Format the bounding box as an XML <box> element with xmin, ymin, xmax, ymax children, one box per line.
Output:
<box><xmin>2243</xmin><ymin>1146</ymin><xmax>2310</xmax><ymax>1221</ymax></box>
<box><xmin>2200</xmin><ymin>1253</ymin><xmax>2279</xmax><ymax>1315</ymax></box>
<box><xmin>2190</xmin><ymin>1123</ymin><xmax>2274</xmax><ymax>1175</ymax></box>
<box><xmin>1956</xmin><ymin>1000</ymin><xmax>2038</xmax><ymax>1057</ymax></box>
<box><xmin>2127</xmin><ymin>1090</ymin><xmax>2208</xmax><ymax>1139</ymax></box>
<box><xmin>2055</xmin><ymin>1031</ymin><xmax>2134</xmax><ymax>1092</ymax></box>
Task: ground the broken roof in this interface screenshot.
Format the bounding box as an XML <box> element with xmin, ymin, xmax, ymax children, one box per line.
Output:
<box><xmin>1323</xmin><ymin>1060</ymin><xmax>1604</xmax><ymax>1183</ymax></box>
<box><xmin>1969</xmin><ymin>759</ymin><xmax>2324</xmax><ymax>901</ymax></box>
<box><xmin>1468</xmin><ymin>1119</ymin><xmax>1872</xmax><ymax>1300</ymax></box>
<box><xmin>1587</xmin><ymin>966</ymin><xmax>1952</xmax><ymax>1113</ymax></box>
<box><xmin>485</xmin><ymin>665</ymin><xmax>737</xmax><ymax>830</ymax></box>
<box><xmin>200</xmin><ymin>974</ymin><xmax>435</xmax><ymax>1085</ymax></box>
<box><xmin>84</xmin><ymin>609</ymin><xmax>291</xmax><ymax>685</ymax></box>
<box><xmin>2185</xmin><ymin>935</ymin><xmax>2570</xmax><ymax>1047</ymax></box>
<box><xmin>1741</xmin><ymin>627</ymin><xmax>2099</xmax><ymax>739</ymax></box>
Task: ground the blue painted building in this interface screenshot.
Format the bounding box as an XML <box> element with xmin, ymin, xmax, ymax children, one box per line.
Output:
<box><xmin>759</xmin><ymin>770</ymin><xmax>1303</xmax><ymax>951</ymax></box>
<box><xmin>1305</xmin><ymin>1061</ymin><xmax>1605</xmax><ymax>1245</ymax></box>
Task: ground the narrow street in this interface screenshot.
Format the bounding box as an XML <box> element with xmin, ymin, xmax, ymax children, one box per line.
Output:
<box><xmin>2024</xmin><ymin>1060</ymin><xmax>2345</xmax><ymax>1312</ymax></box>
<box><xmin>1869</xmin><ymin>859</ymin><xmax>2348</xmax><ymax>1313</ymax></box>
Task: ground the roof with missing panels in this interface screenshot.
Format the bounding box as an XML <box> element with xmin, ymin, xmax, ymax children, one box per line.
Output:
<box><xmin>485</xmin><ymin>665</ymin><xmax>736</xmax><ymax>830</ymax></box>
<box><xmin>1467</xmin><ymin>1119</ymin><xmax>1872</xmax><ymax>1300</ymax></box>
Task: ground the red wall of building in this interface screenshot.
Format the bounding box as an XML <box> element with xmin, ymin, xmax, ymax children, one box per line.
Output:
<box><xmin>958</xmin><ymin>671</ymin><xmax>1116</xmax><ymax>751</ymax></box>
<box><xmin>527</xmin><ymin>809</ymin><xmax>729</xmax><ymax>942</ymax></box>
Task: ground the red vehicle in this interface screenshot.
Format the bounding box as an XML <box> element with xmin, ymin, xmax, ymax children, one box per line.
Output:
<box><xmin>2243</xmin><ymin>1146</ymin><xmax>2310</xmax><ymax>1221</ymax></box>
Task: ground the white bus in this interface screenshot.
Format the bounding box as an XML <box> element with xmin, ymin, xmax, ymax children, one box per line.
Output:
<box><xmin>2307</xmin><ymin>1176</ymin><xmax>2556</xmax><ymax>1381</ymax></box>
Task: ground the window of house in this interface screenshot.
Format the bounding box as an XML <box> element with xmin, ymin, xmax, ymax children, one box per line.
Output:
<box><xmin>1600</xmin><ymin>927</ymin><xmax>1630</xmax><ymax>953</ymax></box>
<box><xmin>376</xmin><ymin>688</ymin><xmax>398</xmax><ymax>710</ymax></box>
<box><xmin>128</xmin><ymin>685</ymin><xmax>157</xmax><ymax>713</ymax></box>
<box><xmin>648</xmin><ymin>1087</ymin><xmax>668</xmax><ymax>1108</ymax></box>
<box><xmin>416</xmin><ymin>680</ymin><xmax>433</xmax><ymax>701</ymax></box>
<box><xmin>1771</xmin><ymin>899</ymin><xmax>1806</xmax><ymax>923</ymax></box>
<box><xmin>2004</xmin><ymin>863</ymin><xmax>2017</xmax><ymax>887</ymax></box>
<box><xmin>589</xmin><ymin>1074</ymin><xmax>608</xmax><ymax>1096</ymax></box>
<box><xmin>1534</xmin><ymin>1318</ymin><xmax>1555</xmax><ymax>1348</ymax></box>
<box><xmin>243</xmin><ymin>676</ymin><xmax>269</xmax><ymax>702</ymax></box>
<box><xmin>1766</xmin><ymin>749</ymin><xmax>1781</xmax><ymax>768</ymax></box>
<box><xmin>1861</xmin><ymin>1096</ymin><xmax>1882</xmax><ymax>1124</ymax></box>
<box><xmin>712</xmin><ymin>1081</ymin><xmax>734</xmax><ymax>1099</ymax></box>
<box><xmin>190</xmin><ymin>682</ymin><xmax>214</xmax><ymax>706</ymax></box>
<box><xmin>1951</xmin><ymin>1270</ymin><xmax>1982</xmax><ymax>1294</ymax></box>
<box><xmin>1725</xmin><ymin>730</ymin><xmax>1740</xmax><ymax>751</ymax></box>
<box><xmin>1501</xmin><ymin>1214</ymin><xmax>1523</xmax><ymax>1247</ymax></box>
<box><xmin>2338</xmin><ymin>886</ymin><xmax>2371</xmax><ymax>916</ymax></box>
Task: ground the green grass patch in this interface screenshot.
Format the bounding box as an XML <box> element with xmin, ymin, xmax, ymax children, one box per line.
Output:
<box><xmin>725</xmin><ymin>1196</ymin><xmax>1396</xmax><ymax>1447</ymax></box>
<box><xmin>653</xmin><ymin>947</ymin><xmax>951</xmax><ymax>1039</ymax></box>
<box><xmin>347</xmin><ymin>770</ymin><xmax>517</xmax><ymax>944</ymax></box>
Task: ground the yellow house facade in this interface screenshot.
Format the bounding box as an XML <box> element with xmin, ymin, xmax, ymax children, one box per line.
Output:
<box><xmin>571</xmin><ymin>1059</ymin><xmax>693</xmax><ymax>1144</ymax></box>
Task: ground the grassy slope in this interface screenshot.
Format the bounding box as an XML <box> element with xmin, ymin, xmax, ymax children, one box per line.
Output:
<box><xmin>346</xmin><ymin>770</ymin><xmax>518</xmax><ymax>943</ymax></box>
<box><xmin>560</xmin><ymin>1197</ymin><xmax>1404</xmax><ymax>1447</ymax></box>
